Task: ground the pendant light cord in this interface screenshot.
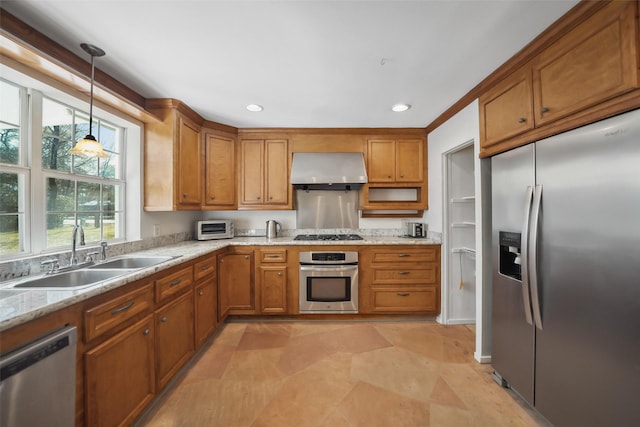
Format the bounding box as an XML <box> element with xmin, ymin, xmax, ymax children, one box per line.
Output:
<box><xmin>89</xmin><ymin>53</ymin><xmax>95</xmax><ymax>137</ymax></box>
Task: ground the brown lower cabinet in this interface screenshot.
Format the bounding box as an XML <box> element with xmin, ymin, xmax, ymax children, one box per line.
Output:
<box><xmin>84</xmin><ymin>315</ymin><xmax>155</xmax><ymax>427</ymax></box>
<box><xmin>155</xmin><ymin>290</ymin><xmax>195</xmax><ymax>390</ymax></box>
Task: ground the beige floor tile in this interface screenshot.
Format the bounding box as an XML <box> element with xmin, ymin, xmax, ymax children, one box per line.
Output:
<box><xmin>430</xmin><ymin>403</ymin><xmax>474</xmax><ymax>427</ymax></box>
<box><xmin>251</xmin><ymin>352</ymin><xmax>358</xmax><ymax>427</ymax></box>
<box><xmin>351</xmin><ymin>346</ymin><xmax>441</xmax><ymax>402</ymax></box>
<box><xmin>223</xmin><ymin>347</ymin><xmax>286</xmax><ymax>381</ymax></box>
<box><xmin>429</xmin><ymin>377</ymin><xmax>467</xmax><ymax>409</ymax></box>
<box><xmin>339</xmin><ymin>382</ymin><xmax>430</xmax><ymax>427</ymax></box>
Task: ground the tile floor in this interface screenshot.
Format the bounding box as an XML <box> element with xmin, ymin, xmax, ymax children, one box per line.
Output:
<box><xmin>137</xmin><ymin>320</ymin><xmax>549</xmax><ymax>426</ymax></box>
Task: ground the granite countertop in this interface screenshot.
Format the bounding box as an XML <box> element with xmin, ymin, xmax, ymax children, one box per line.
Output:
<box><xmin>0</xmin><ymin>236</ymin><xmax>440</xmax><ymax>332</ymax></box>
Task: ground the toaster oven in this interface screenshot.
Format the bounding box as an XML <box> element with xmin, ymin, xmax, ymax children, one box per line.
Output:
<box><xmin>195</xmin><ymin>220</ymin><xmax>234</xmax><ymax>240</ymax></box>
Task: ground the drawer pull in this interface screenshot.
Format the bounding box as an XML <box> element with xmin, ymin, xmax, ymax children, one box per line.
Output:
<box><xmin>518</xmin><ymin>117</ymin><xmax>526</xmax><ymax>123</ymax></box>
<box><xmin>541</xmin><ymin>107</ymin><xmax>549</xmax><ymax>114</ymax></box>
<box><xmin>397</xmin><ymin>254</ymin><xmax>410</xmax><ymax>257</ymax></box>
<box><xmin>111</xmin><ymin>301</ymin><xmax>134</xmax><ymax>315</ymax></box>
<box><xmin>397</xmin><ymin>292</ymin><xmax>411</xmax><ymax>297</ymax></box>
<box><xmin>169</xmin><ymin>279</ymin><xmax>182</xmax><ymax>287</ymax></box>
<box><xmin>199</xmin><ymin>291</ymin><xmax>205</xmax><ymax>296</ymax></box>
<box><xmin>200</xmin><ymin>266</ymin><xmax>210</xmax><ymax>271</ymax></box>
<box><xmin>277</xmin><ymin>272</ymin><xmax>282</xmax><ymax>276</ymax></box>
<box><xmin>143</xmin><ymin>329</ymin><xmax>150</xmax><ymax>336</ymax></box>
<box><xmin>266</xmin><ymin>254</ymin><xmax>280</xmax><ymax>258</ymax></box>
<box><xmin>161</xmin><ymin>316</ymin><xmax>168</xmax><ymax>323</ymax></box>
<box><xmin>397</xmin><ymin>271</ymin><xmax>410</xmax><ymax>275</ymax></box>
<box><xmin>244</xmin><ymin>256</ymin><xmax>249</xmax><ymax>260</ymax></box>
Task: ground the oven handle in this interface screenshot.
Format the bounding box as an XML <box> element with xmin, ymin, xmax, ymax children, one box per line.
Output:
<box><xmin>299</xmin><ymin>262</ymin><xmax>358</xmax><ymax>266</ymax></box>
<box><xmin>300</xmin><ymin>265</ymin><xmax>358</xmax><ymax>272</ymax></box>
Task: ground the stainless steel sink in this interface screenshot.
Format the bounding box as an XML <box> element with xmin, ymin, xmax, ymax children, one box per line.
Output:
<box><xmin>12</xmin><ymin>268</ymin><xmax>136</xmax><ymax>289</ymax></box>
<box><xmin>89</xmin><ymin>255</ymin><xmax>180</xmax><ymax>270</ymax></box>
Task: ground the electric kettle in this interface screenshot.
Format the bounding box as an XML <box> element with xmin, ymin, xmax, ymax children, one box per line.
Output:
<box><xmin>266</xmin><ymin>220</ymin><xmax>281</xmax><ymax>239</ymax></box>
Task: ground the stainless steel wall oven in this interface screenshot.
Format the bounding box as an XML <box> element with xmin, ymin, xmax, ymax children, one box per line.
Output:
<box><xmin>299</xmin><ymin>251</ymin><xmax>358</xmax><ymax>313</ymax></box>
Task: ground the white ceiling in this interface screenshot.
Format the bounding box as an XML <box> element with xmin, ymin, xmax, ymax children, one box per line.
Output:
<box><xmin>2</xmin><ymin>0</ymin><xmax>579</xmax><ymax>128</ymax></box>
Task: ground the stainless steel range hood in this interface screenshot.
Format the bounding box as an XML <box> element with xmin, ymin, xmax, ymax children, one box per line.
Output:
<box><xmin>290</xmin><ymin>152</ymin><xmax>368</xmax><ymax>189</ymax></box>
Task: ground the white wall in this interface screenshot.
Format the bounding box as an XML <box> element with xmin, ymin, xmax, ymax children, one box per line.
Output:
<box><xmin>426</xmin><ymin>99</ymin><xmax>492</xmax><ymax>363</ymax></box>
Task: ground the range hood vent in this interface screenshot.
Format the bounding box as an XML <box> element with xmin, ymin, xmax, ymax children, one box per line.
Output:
<box><xmin>290</xmin><ymin>152</ymin><xmax>368</xmax><ymax>189</ymax></box>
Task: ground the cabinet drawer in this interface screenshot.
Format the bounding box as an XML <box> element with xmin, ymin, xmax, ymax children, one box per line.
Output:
<box><xmin>372</xmin><ymin>266</ymin><xmax>437</xmax><ymax>284</ymax></box>
<box><xmin>371</xmin><ymin>287</ymin><xmax>437</xmax><ymax>312</ymax></box>
<box><xmin>194</xmin><ymin>257</ymin><xmax>216</xmax><ymax>281</ymax></box>
<box><xmin>84</xmin><ymin>284</ymin><xmax>154</xmax><ymax>342</ymax></box>
<box><xmin>371</xmin><ymin>248</ymin><xmax>438</xmax><ymax>263</ymax></box>
<box><xmin>155</xmin><ymin>266</ymin><xmax>194</xmax><ymax>303</ymax></box>
<box><xmin>259</xmin><ymin>249</ymin><xmax>287</xmax><ymax>263</ymax></box>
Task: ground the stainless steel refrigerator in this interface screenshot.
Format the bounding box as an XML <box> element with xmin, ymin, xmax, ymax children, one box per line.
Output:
<box><xmin>491</xmin><ymin>108</ymin><xmax>640</xmax><ymax>426</ymax></box>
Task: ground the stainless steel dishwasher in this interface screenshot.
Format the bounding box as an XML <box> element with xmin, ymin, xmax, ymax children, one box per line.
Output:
<box><xmin>1</xmin><ymin>325</ymin><xmax>77</xmax><ymax>427</ymax></box>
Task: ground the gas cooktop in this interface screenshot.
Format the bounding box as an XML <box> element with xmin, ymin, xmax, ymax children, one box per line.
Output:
<box><xmin>293</xmin><ymin>234</ymin><xmax>364</xmax><ymax>241</ymax></box>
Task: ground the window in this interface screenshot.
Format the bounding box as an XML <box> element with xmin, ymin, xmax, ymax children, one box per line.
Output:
<box><xmin>0</xmin><ymin>79</ymin><xmax>27</xmax><ymax>256</ymax></box>
<box><xmin>0</xmin><ymin>72</ymin><xmax>130</xmax><ymax>259</ymax></box>
<box><xmin>41</xmin><ymin>98</ymin><xmax>124</xmax><ymax>249</ymax></box>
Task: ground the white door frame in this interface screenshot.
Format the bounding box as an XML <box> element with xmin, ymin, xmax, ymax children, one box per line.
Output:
<box><xmin>437</xmin><ymin>139</ymin><xmax>474</xmax><ymax>325</ymax></box>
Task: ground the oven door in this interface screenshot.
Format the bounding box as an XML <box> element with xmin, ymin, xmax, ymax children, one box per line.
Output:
<box><xmin>299</xmin><ymin>265</ymin><xmax>358</xmax><ymax>313</ymax></box>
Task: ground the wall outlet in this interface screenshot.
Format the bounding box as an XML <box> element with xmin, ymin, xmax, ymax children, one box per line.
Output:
<box><xmin>153</xmin><ymin>224</ymin><xmax>160</xmax><ymax>237</ymax></box>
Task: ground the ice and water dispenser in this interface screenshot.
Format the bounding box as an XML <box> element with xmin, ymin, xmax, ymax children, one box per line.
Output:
<box><xmin>499</xmin><ymin>231</ymin><xmax>522</xmax><ymax>281</ymax></box>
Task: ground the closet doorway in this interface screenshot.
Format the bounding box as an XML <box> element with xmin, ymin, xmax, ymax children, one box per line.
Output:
<box><xmin>440</xmin><ymin>141</ymin><xmax>476</xmax><ymax>324</ymax></box>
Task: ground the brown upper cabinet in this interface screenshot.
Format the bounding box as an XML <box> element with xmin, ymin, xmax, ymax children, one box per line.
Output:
<box><xmin>144</xmin><ymin>100</ymin><xmax>203</xmax><ymax>211</ymax></box>
<box><xmin>367</xmin><ymin>139</ymin><xmax>424</xmax><ymax>183</ymax></box>
<box><xmin>480</xmin><ymin>1</ymin><xmax>640</xmax><ymax>157</ymax></box>
<box><xmin>239</xmin><ymin>138</ymin><xmax>291</xmax><ymax>209</ymax></box>
<box><xmin>203</xmin><ymin>131</ymin><xmax>236</xmax><ymax>209</ymax></box>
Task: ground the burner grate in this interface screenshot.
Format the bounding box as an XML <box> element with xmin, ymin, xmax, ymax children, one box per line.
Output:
<box><xmin>293</xmin><ymin>234</ymin><xmax>364</xmax><ymax>241</ymax></box>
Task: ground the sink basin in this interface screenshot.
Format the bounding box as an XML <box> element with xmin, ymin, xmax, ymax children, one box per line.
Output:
<box><xmin>12</xmin><ymin>269</ymin><xmax>135</xmax><ymax>289</ymax></box>
<box><xmin>89</xmin><ymin>255</ymin><xmax>180</xmax><ymax>269</ymax></box>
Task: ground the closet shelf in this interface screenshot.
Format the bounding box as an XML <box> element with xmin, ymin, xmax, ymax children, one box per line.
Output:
<box><xmin>452</xmin><ymin>221</ymin><xmax>476</xmax><ymax>227</ymax></box>
<box><xmin>452</xmin><ymin>247</ymin><xmax>476</xmax><ymax>257</ymax></box>
<box><xmin>451</xmin><ymin>196</ymin><xmax>475</xmax><ymax>203</ymax></box>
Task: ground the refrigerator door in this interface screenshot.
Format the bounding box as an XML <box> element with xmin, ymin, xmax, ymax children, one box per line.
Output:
<box><xmin>534</xmin><ymin>109</ymin><xmax>640</xmax><ymax>426</ymax></box>
<box><xmin>491</xmin><ymin>143</ymin><xmax>536</xmax><ymax>404</ymax></box>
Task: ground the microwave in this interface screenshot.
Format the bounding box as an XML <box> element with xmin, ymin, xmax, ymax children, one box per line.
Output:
<box><xmin>195</xmin><ymin>220</ymin><xmax>234</xmax><ymax>240</ymax></box>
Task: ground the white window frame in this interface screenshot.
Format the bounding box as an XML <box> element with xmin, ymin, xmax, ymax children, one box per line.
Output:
<box><xmin>0</xmin><ymin>65</ymin><xmax>142</xmax><ymax>261</ymax></box>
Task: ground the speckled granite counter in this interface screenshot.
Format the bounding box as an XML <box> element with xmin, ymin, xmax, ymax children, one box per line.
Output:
<box><xmin>0</xmin><ymin>236</ymin><xmax>439</xmax><ymax>332</ymax></box>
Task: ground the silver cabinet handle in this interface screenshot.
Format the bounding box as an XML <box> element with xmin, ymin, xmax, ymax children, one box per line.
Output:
<box><xmin>244</xmin><ymin>255</ymin><xmax>249</xmax><ymax>260</ymax></box>
<box><xmin>541</xmin><ymin>107</ymin><xmax>549</xmax><ymax>114</ymax></box>
<box><xmin>518</xmin><ymin>117</ymin><xmax>526</xmax><ymax>123</ymax></box>
<box><xmin>397</xmin><ymin>292</ymin><xmax>410</xmax><ymax>297</ymax></box>
<box><xmin>277</xmin><ymin>272</ymin><xmax>282</xmax><ymax>276</ymax></box>
<box><xmin>143</xmin><ymin>329</ymin><xmax>150</xmax><ymax>336</ymax></box>
<box><xmin>169</xmin><ymin>279</ymin><xmax>182</xmax><ymax>287</ymax></box>
<box><xmin>397</xmin><ymin>254</ymin><xmax>410</xmax><ymax>257</ymax></box>
<box><xmin>397</xmin><ymin>271</ymin><xmax>410</xmax><ymax>275</ymax></box>
<box><xmin>520</xmin><ymin>186</ymin><xmax>534</xmax><ymax>326</ymax></box>
<box><xmin>200</xmin><ymin>265</ymin><xmax>210</xmax><ymax>271</ymax></box>
<box><xmin>199</xmin><ymin>291</ymin><xmax>205</xmax><ymax>296</ymax></box>
<box><xmin>529</xmin><ymin>185</ymin><xmax>543</xmax><ymax>330</ymax></box>
<box><xmin>111</xmin><ymin>301</ymin><xmax>134</xmax><ymax>315</ymax></box>
<box><xmin>266</xmin><ymin>254</ymin><xmax>280</xmax><ymax>258</ymax></box>
<box><xmin>161</xmin><ymin>316</ymin><xmax>168</xmax><ymax>323</ymax></box>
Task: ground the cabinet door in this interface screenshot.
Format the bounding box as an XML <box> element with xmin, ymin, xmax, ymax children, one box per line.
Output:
<box><xmin>85</xmin><ymin>315</ymin><xmax>155</xmax><ymax>427</ymax></box>
<box><xmin>533</xmin><ymin>1</ymin><xmax>639</xmax><ymax>126</ymax></box>
<box><xmin>396</xmin><ymin>139</ymin><xmax>424</xmax><ymax>182</ymax></box>
<box><xmin>177</xmin><ymin>115</ymin><xmax>202</xmax><ymax>207</ymax></box>
<box><xmin>259</xmin><ymin>266</ymin><xmax>288</xmax><ymax>313</ymax></box>
<box><xmin>240</xmin><ymin>139</ymin><xmax>264</xmax><ymax>205</ymax></box>
<box><xmin>155</xmin><ymin>291</ymin><xmax>195</xmax><ymax>390</ymax></box>
<box><xmin>367</xmin><ymin>140</ymin><xmax>396</xmax><ymax>182</ymax></box>
<box><xmin>218</xmin><ymin>251</ymin><xmax>255</xmax><ymax>319</ymax></box>
<box><xmin>264</xmin><ymin>139</ymin><xmax>289</xmax><ymax>205</ymax></box>
<box><xmin>479</xmin><ymin>67</ymin><xmax>534</xmax><ymax>149</ymax></box>
<box><xmin>204</xmin><ymin>134</ymin><xmax>236</xmax><ymax>207</ymax></box>
<box><xmin>195</xmin><ymin>279</ymin><xmax>217</xmax><ymax>347</ymax></box>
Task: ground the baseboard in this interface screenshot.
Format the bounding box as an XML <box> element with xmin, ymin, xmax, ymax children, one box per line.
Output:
<box><xmin>474</xmin><ymin>352</ymin><xmax>492</xmax><ymax>364</ymax></box>
<box><xmin>445</xmin><ymin>318</ymin><xmax>475</xmax><ymax>325</ymax></box>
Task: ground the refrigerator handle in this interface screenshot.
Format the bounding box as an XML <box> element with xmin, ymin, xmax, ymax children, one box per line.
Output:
<box><xmin>529</xmin><ymin>184</ymin><xmax>543</xmax><ymax>330</ymax></box>
<box><xmin>520</xmin><ymin>186</ymin><xmax>534</xmax><ymax>326</ymax></box>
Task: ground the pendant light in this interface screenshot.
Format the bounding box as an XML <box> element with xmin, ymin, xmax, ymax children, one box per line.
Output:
<box><xmin>70</xmin><ymin>43</ymin><xmax>108</xmax><ymax>158</ymax></box>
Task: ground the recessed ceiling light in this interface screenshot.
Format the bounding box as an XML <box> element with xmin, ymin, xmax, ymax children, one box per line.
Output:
<box><xmin>391</xmin><ymin>104</ymin><xmax>411</xmax><ymax>112</ymax></box>
<box><xmin>246</xmin><ymin>104</ymin><xmax>263</xmax><ymax>112</ymax></box>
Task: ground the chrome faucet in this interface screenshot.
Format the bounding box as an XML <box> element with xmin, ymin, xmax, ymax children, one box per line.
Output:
<box><xmin>71</xmin><ymin>225</ymin><xmax>85</xmax><ymax>265</ymax></box>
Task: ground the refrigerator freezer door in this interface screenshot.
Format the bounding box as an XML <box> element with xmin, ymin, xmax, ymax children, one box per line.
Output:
<box><xmin>491</xmin><ymin>143</ymin><xmax>536</xmax><ymax>404</ymax></box>
<box><xmin>534</xmin><ymin>109</ymin><xmax>640</xmax><ymax>426</ymax></box>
